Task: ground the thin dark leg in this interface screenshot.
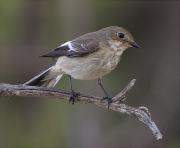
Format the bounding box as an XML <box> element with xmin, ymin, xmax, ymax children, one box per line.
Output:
<box><xmin>69</xmin><ymin>75</ymin><xmax>76</xmax><ymax>104</ymax></box>
<box><xmin>97</xmin><ymin>78</ymin><xmax>112</xmax><ymax>109</ymax></box>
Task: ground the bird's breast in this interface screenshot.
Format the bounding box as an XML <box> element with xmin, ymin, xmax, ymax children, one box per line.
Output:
<box><xmin>106</xmin><ymin>51</ymin><xmax>121</xmax><ymax>72</ymax></box>
<box><xmin>55</xmin><ymin>45</ymin><xmax>123</xmax><ymax>80</ymax></box>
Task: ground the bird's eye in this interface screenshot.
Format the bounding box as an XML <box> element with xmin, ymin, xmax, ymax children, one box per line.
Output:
<box><xmin>118</xmin><ymin>33</ymin><xmax>124</xmax><ymax>38</ymax></box>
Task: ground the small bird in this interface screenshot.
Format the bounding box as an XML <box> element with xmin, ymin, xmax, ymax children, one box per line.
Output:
<box><xmin>24</xmin><ymin>26</ymin><xmax>140</xmax><ymax>108</ymax></box>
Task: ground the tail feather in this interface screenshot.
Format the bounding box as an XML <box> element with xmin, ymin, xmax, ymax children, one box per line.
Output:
<box><xmin>24</xmin><ymin>66</ymin><xmax>63</xmax><ymax>88</ymax></box>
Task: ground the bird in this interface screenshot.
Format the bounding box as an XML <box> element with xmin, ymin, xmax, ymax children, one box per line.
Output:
<box><xmin>24</xmin><ymin>26</ymin><xmax>140</xmax><ymax>108</ymax></box>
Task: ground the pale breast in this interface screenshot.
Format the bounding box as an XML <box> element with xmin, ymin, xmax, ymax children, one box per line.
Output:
<box><xmin>55</xmin><ymin>42</ymin><xmax>125</xmax><ymax>80</ymax></box>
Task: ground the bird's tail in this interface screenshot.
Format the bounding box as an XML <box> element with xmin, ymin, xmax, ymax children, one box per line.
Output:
<box><xmin>23</xmin><ymin>66</ymin><xmax>63</xmax><ymax>88</ymax></box>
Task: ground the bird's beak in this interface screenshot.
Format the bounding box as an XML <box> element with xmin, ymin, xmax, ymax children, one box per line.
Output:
<box><xmin>130</xmin><ymin>41</ymin><xmax>141</xmax><ymax>49</ymax></box>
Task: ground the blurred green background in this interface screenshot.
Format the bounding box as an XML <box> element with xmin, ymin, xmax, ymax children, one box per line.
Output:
<box><xmin>0</xmin><ymin>0</ymin><xmax>179</xmax><ymax>148</ymax></box>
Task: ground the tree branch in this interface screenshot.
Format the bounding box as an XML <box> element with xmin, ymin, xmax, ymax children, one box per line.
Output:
<box><xmin>0</xmin><ymin>79</ymin><xmax>162</xmax><ymax>140</ymax></box>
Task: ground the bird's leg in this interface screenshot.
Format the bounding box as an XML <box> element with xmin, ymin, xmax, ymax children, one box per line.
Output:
<box><xmin>98</xmin><ymin>78</ymin><xmax>112</xmax><ymax>109</ymax></box>
<box><xmin>68</xmin><ymin>75</ymin><xmax>78</xmax><ymax>104</ymax></box>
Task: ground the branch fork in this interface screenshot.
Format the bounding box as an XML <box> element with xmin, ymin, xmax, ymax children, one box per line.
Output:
<box><xmin>0</xmin><ymin>79</ymin><xmax>162</xmax><ymax>140</ymax></box>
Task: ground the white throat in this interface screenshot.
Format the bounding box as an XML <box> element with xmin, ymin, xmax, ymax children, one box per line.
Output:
<box><xmin>109</xmin><ymin>40</ymin><xmax>127</xmax><ymax>56</ymax></box>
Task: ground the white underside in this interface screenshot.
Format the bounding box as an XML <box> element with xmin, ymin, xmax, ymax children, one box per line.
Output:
<box><xmin>51</xmin><ymin>41</ymin><xmax>128</xmax><ymax>80</ymax></box>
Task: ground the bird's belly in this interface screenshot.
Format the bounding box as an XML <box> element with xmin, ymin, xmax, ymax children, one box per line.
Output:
<box><xmin>56</xmin><ymin>51</ymin><xmax>121</xmax><ymax>80</ymax></box>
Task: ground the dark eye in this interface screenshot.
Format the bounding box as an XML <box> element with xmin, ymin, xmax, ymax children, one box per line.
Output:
<box><xmin>118</xmin><ymin>33</ymin><xmax>124</xmax><ymax>38</ymax></box>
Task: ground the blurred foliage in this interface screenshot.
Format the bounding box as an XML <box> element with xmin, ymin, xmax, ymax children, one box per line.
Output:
<box><xmin>0</xmin><ymin>0</ymin><xmax>179</xmax><ymax>148</ymax></box>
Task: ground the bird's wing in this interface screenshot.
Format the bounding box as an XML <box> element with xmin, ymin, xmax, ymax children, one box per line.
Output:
<box><xmin>40</xmin><ymin>39</ymin><xmax>99</xmax><ymax>57</ymax></box>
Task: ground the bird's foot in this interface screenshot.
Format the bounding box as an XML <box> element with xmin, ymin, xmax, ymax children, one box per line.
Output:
<box><xmin>69</xmin><ymin>91</ymin><xmax>79</xmax><ymax>105</ymax></box>
<box><xmin>101</xmin><ymin>97</ymin><xmax>112</xmax><ymax>109</ymax></box>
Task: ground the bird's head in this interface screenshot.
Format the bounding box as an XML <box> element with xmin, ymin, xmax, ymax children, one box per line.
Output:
<box><xmin>104</xmin><ymin>26</ymin><xmax>140</xmax><ymax>50</ymax></box>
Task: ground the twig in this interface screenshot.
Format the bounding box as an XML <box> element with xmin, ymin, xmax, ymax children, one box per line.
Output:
<box><xmin>0</xmin><ymin>79</ymin><xmax>162</xmax><ymax>140</ymax></box>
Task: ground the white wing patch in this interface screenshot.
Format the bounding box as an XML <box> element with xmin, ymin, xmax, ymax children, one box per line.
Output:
<box><xmin>81</xmin><ymin>44</ymin><xmax>86</xmax><ymax>49</ymax></box>
<box><xmin>68</xmin><ymin>42</ymin><xmax>74</xmax><ymax>51</ymax></box>
<box><xmin>60</xmin><ymin>41</ymin><xmax>74</xmax><ymax>51</ymax></box>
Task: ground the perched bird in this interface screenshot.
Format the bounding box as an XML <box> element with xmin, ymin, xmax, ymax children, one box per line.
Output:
<box><xmin>24</xmin><ymin>26</ymin><xmax>140</xmax><ymax>108</ymax></box>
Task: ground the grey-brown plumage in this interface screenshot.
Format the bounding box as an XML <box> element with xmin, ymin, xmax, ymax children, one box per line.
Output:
<box><xmin>24</xmin><ymin>26</ymin><xmax>140</xmax><ymax>107</ymax></box>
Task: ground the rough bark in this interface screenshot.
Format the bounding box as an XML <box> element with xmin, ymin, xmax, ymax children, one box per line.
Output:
<box><xmin>0</xmin><ymin>79</ymin><xmax>162</xmax><ymax>140</ymax></box>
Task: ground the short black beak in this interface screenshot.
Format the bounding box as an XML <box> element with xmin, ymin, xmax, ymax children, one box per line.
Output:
<box><xmin>130</xmin><ymin>42</ymin><xmax>141</xmax><ymax>49</ymax></box>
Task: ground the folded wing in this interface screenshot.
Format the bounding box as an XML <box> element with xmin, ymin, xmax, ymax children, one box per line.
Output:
<box><xmin>40</xmin><ymin>39</ymin><xmax>99</xmax><ymax>58</ymax></box>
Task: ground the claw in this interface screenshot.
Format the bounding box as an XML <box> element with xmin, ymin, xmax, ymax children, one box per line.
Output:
<box><xmin>69</xmin><ymin>96</ymin><xmax>75</xmax><ymax>104</ymax></box>
<box><xmin>69</xmin><ymin>91</ymin><xmax>79</xmax><ymax>105</ymax></box>
<box><xmin>101</xmin><ymin>97</ymin><xmax>112</xmax><ymax>109</ymax></box>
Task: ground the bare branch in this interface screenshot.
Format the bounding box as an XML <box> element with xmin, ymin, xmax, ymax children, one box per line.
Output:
<box><xmin>0</xmin><ymin>80</ymin><xmax>162</xmax><ymax>140</ymax></box>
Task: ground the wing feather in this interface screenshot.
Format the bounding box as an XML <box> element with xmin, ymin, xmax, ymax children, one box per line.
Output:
<box><xmin>40</xmin><ymin>39</ymin><xmax>99</xmax><ymax>58</ymax></box>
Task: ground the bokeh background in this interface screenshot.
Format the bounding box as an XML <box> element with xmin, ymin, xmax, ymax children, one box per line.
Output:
<box><xmin>0</xmin><ymin>0</ymin><xmax>179</xmax><ymax>148</ymax></box>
